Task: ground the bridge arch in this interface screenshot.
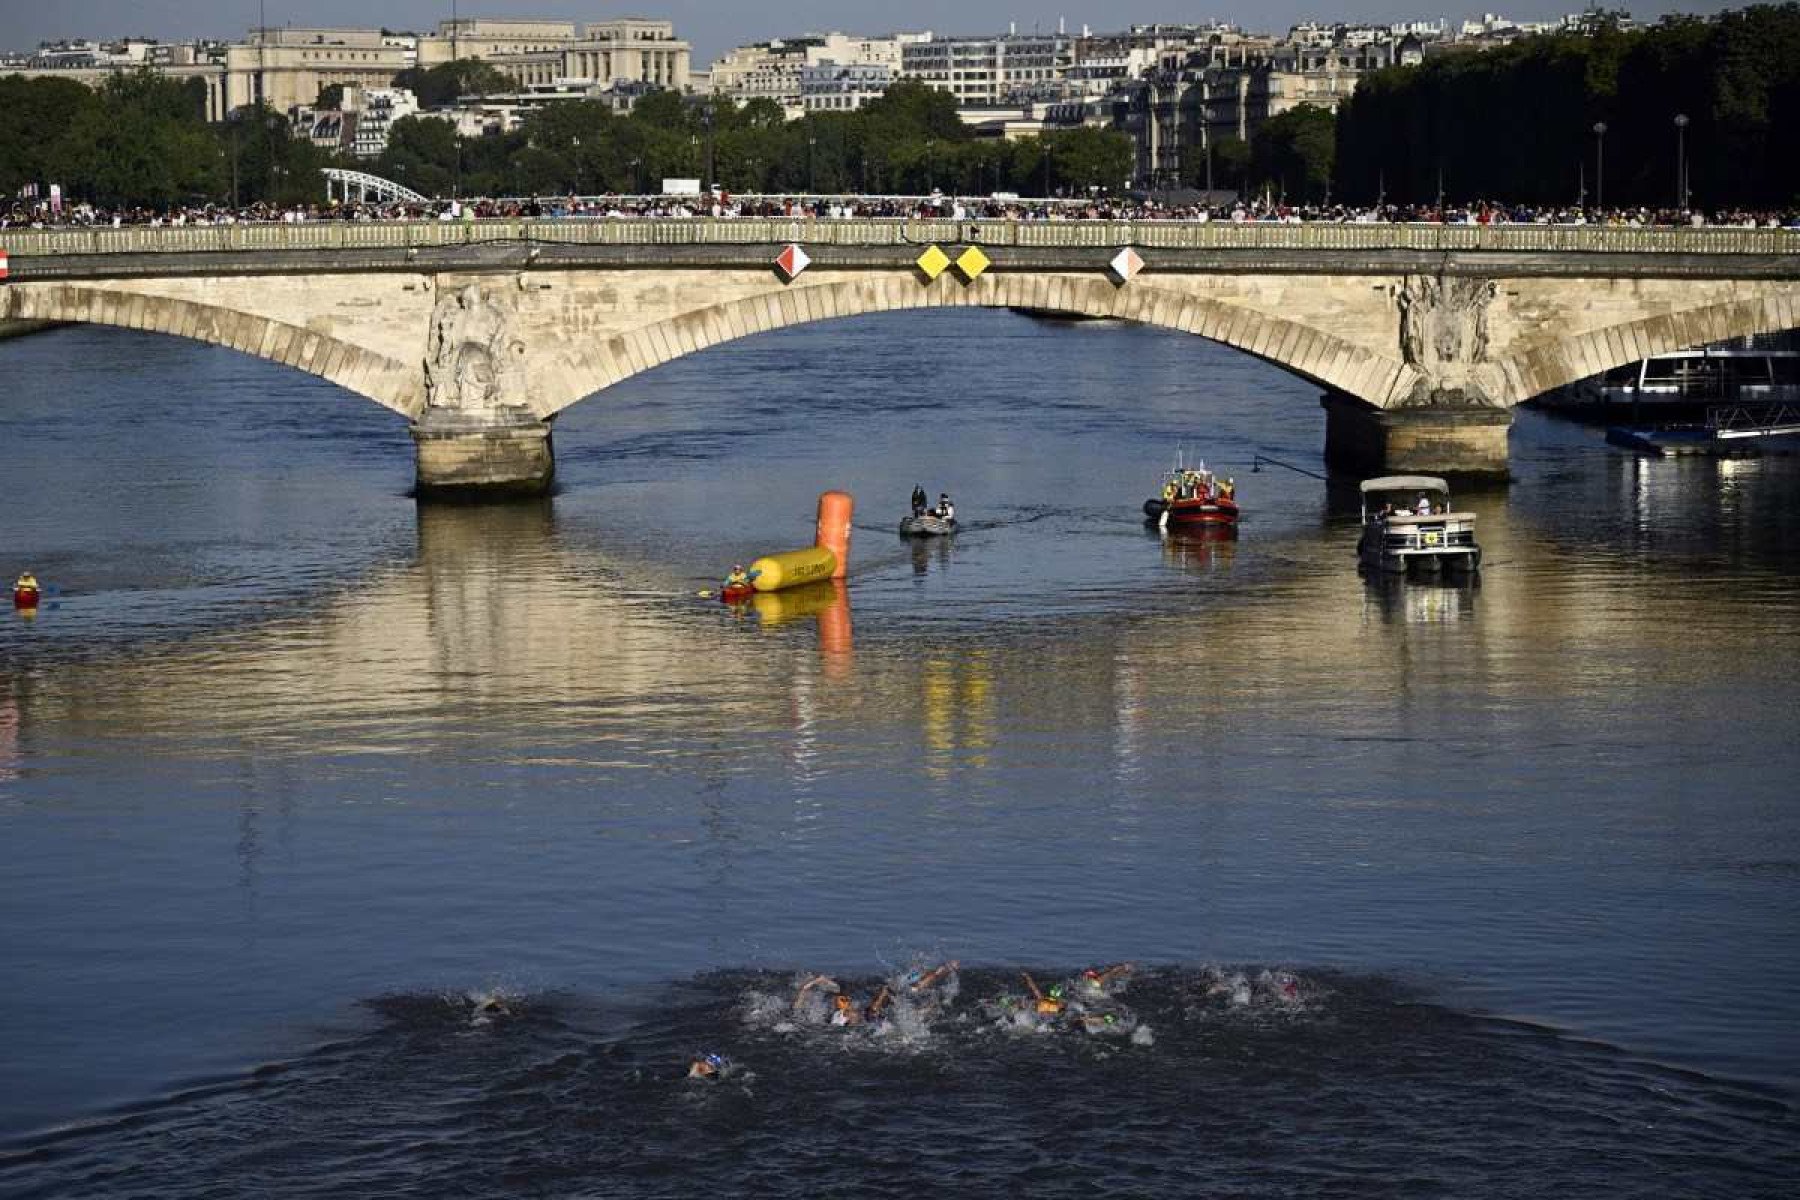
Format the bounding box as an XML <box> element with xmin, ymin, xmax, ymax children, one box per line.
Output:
<box><xmin>1495</xmin><ymin>292</ymin><xmax>1800</xmax><ymax>406</ymax></box>
<box><xmin>1</xmin><ymin>282</ymin><xmax>423</xmax><ymax>416</ymax></box>
<box><xmin>541</xmin><ymin>273</ymin><xmax>1412</xmax><ymax>418</ymax></box>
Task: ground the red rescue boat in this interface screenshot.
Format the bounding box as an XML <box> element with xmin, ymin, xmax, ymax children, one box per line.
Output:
<box><xmin>13</xmin><ymin>573</ymin><xmax>41</xmax><ymax>610</ymax></box>
<box><xmin>719</xmin><ymin>582</ymin><xmax>755</xmax><ymax>604</ymax></box>
<box><xmin>1143</xmin><ymin>462</ymin><xmax>1239</xmax><ymax>528</ymax></box>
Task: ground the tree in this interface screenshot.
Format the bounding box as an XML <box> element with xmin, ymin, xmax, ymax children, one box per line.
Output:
<box><xmin>391</xmin><ymin>59</ymin><xmax>515</xmax><ymax>108</ymax></box>
<box><xmin>316</xmin><ymin>83</ymin><xmax>345</xmax><ymax>109</ymax></box>
<box><xmin>1330</xmin><ymin>5</ymin><xmax>1800</xmax><ymax>207</ymax></box>
<box><xmin>0</xmin><ymin>75</ymin><xmax>101</xmax><ymax>197</ymax></box>
<box><xmin>49</xmin><ymin>71</ymin><xmax>222</xmax><ymax>207</ymax></box>
<box><xmin>1250</xmin><ymin>105</ymin><xmax>1335</xmax><ymax>202</ymax></box>
<box><xmin>376</xmin><ymin>114</ymin><xmax>460</xmax><ymax>197</ymax></box>
<box><xmin>630</xmin><ymin>89</ymin><xmax>690</xmax><ymax>131</ymax></box>
<box><xmin>862</xmin><ymin>80</ymin><xmax>966</xmax><ymax>143</ymax></box>
<box><xmin>214</xmin><ymin>103</ymin><xmax>324</xmax><ymax>206</ymax></box>
<box><xmin>1037</xmin><ymin>127</ymin><xmax>1135</xmax><ymax>194</ymax></box>
<box><xmin>1182</xmin><ymin>135</ymin><xmax>1250</xmax><ymax>194</ymax></box>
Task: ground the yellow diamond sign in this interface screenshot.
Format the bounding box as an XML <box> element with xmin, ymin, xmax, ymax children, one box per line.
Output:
<box><xmin>916</xmin><ymin>245</ymin><xmax>951</xmax><ymax>280</ymax></box>
<box><xmin>956</xmin><ymin>246</ymin><xmax>992</xmax><ymax>281</ymax></box>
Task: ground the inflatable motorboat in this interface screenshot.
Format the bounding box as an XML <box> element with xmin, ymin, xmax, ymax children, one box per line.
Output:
<box><xmin>899</xmin><ymin>514</ymin><xmax>957</xmax><ymax>537</ymax></box>
<box><xmin>1144</xmin><ymin>460</ymin><xmax>1238</xmax><ymax>528</ymax></box>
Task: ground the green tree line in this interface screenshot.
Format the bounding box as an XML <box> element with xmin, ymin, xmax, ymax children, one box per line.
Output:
<box><xmin>1</xmin><ymin>67</ymin><xmax>1135</xmax><ymax>209</ymax></box>
<box><xmin>0</xmin><ymin>70</ymin><xmax>329</xmax><ymax>208</ymax></box>
<box><xmin>1334</xmin><ymin>3</ymin><xmax>1800</xmax><ymax>207</ymax></box>
<box><xmin>380</xmin><ymin>80</ymin><xmax>1135</xmax><ymax>199</ymax></box>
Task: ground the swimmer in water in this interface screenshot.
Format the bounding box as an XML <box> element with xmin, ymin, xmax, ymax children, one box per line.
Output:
<box><xmin>902</xmin><ymin>960</ymin><xmax>958</xmax><ymax>995</ymax></box>
<box><xmin>687</xmin><ymin>1052</ymin><xmax>729</xmax><ymax>1081</ymax></box>
<box><xmin>1076</xmin><ymin>962</ymin><xmax>1135</xmax><ymax>999</ymax></box>
<box><xmin>1079</xmin><ymin>1009</ymin><xmax>1138</xmax><ymax>1037</ymax></box>
<box><xmin>1021</xmin><ymin>971</ymin><xmax>1066</xmax><ymax>1019</ymax></box>
<box><xmin>468</xmin><ymin>993</ymin><xmax>512</xmax><ymax>1024</ymax></box>
<box><xmin>825</xmin><ymin>985</ymin><xmax>893</xmax><ymax>1028</ymax></box>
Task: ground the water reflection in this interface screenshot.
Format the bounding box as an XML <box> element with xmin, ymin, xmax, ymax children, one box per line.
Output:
<box><xmin>1361</xmin><ymin>576</ymin><xmax>1479</xmax><ymax>626</ymax></box>
<box><xmin>0</xmin><ymin>691</ymin><xmax>19</xmax><ymax>783</ymax></box>
<box><xmin>4</xmin><ymin>472</ymin><xmax>1795</xmax><ymax>785</ymax></box>
<box><xmin>909</xmin><ymin>534</ymin><xmax>953</xmax><ymax>577</ymax></box>
<box><xmin>1154</xmin><ymin>525</ymin><xmax>1238</xmax><ymax>574</ymax></box>
<box><xmin>921</xmin><ymin>651</ymin><xmax>997</xmax><ymax>778</ymax></box>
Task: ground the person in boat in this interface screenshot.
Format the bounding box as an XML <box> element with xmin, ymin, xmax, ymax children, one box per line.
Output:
<box><xmin>14</xmin><ymin>572</ymin><xmax>39</xmax><ymax>597</ymax></box>
<box><xmin>1218</xmin><ymin>478</ymin><xmax>1235</xmax><ymax>501</ymax></box>
<box><xmin>1414</xmin><ymin>494</ymin><xmax>1434</xmax><ymax>516</ymax></box>
<box><xmin>1162</xmin><ymin>479</ymin><xmax>1177</xmax><ymax>504</ymax></box>
<box><xmin>911</xmin><ymin>485</ymin><xmax>928</xmax><ymax>517</ymax></box>
<box><xmin>722</xmin><ymin>564</ymin><xmax>754</xmax><ymax>591</ymax></box>
<box><xmin>935</xmin><ymin>493</ymin><xmax>955</xmax><ymax>522</ymax></box>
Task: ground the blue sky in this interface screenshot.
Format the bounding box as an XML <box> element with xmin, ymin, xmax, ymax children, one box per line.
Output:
<box><xmin>0</xmin><ymin>1</ymin><xmax>1737</xmax><ymax>61</ymax></box>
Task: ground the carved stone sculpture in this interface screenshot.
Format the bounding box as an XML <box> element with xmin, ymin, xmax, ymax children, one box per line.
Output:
<box><xmin>1394</xmin><ymin>274</ymin><xmax>1499</xmax><ymax>406</ymax></box>
<box><xmin>424</xmin><ymin>283</ymin><xmax>528</xmax><ymax>414</ymax></box>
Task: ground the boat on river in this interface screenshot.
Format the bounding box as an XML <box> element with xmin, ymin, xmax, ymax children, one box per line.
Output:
<box><xmin>1356</xmin><ymin>476</ymin><xmax>1480</xmax><ymax>578</ymax></box>
<box><xmin>13</xmin><ymin>572</ymin><xmax>39</xmax><ymax>610</ymax></box>
<box><xmin>899</xmin><ymin>513</ymin><xmax>957</xmax><ymax>537</ymax></box>
<box><xmin>1142</xmin><ymin>462</ymin><xmax>1238</xmax><ymax>529</ymax></box>
<box><xmin>1539</xmin><ymin>337</ymin><xmax>1800</xmax><ymax>421</ymax></box>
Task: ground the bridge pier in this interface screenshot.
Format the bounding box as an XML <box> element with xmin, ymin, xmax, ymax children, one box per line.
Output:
<box><xmin>411</xmin><ymin>409</ymin><xmax>555</xmax><ymax>500</ymax></box>
<box><xmin>1321</xmin><ymin>392</ymin><xmax>1512</xmax><ymax>481</ymax></box>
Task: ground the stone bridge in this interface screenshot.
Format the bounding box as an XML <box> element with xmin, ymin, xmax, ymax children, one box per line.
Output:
<box><xmin>2</xmin><ymin>218</ymin><xmax>1796</xmax><ymax>493</ymax></box>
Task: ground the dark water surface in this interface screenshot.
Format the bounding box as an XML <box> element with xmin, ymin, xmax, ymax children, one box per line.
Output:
<box><xmin>2</xmin><ymin>316</ymin><xmax>1797</xmax><ymax>1196</ymax></box>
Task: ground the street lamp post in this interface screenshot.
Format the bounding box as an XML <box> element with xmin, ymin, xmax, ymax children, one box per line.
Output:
<box><xmin>701</xmin><ymin>104</ymin><xmax>715</xmax><ymax>194</ymax></box>
<box><xmin>1673</xmin><ymin>113</ymin><xmax>1689</xmax><ymax>210</ymax></box>
<box><xmin>1592</xmin><ymin>121</ymin><xmax>1607</xmax><ymax>212</ymax></box>
<box><xmin>808</xmin><ymin>135</ymin><xmax>816</xmax><ymax>194</ymax></box>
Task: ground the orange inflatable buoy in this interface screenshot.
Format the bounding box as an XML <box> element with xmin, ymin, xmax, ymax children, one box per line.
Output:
<box><xmin>814</xmin><ymin>491</ymin><xmax>853</xmax><ymax>580</ymax></box>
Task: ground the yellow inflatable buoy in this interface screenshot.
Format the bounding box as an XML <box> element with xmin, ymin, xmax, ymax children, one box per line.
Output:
<box><xmin>749</xmin><ymin>546</ymin><xmax>837</xmax><ymax>592</ymax></box>
<box><xmin>750</xmin><ymin>579</ymin><xmax>841</xmax><ymax>625</ymax></box>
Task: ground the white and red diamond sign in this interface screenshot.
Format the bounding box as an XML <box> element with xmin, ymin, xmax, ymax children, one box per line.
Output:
<box><xmin>1109</xmin><ymin>246</ymin><xmax>1144</xmax><ymax>283</ymax></box>
<box><xmin>774</xmin><ymin>243</ymin><xmax>811</xmax><ymax>281</ymax></box>
<box><xmin>0</xmin><ymin>251</ymin><xmax>10</xmax><ymax>281</ymax></box>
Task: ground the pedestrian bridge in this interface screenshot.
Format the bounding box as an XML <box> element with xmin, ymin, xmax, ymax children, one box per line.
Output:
<box><xmin>2</xmin><ymin>219</ymin><xmax>1796</xmax><ymax>492</ymax></box>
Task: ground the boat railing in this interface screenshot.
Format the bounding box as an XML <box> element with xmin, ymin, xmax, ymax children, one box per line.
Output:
<box><xmin>1708</xmin><ymin>403</ymin><xmax>1800</xmax><ymax>438</ymax></box>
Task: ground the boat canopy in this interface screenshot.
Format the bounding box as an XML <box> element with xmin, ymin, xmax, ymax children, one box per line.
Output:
<box><xmin>1360</xmin><ymin>475</ymin><xmax>1450</xmax><ymax>494</ymax></box>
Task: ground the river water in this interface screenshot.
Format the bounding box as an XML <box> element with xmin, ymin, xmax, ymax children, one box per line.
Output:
<box><xmin>2</xmin><ymin>314</ymin><xmax>1797</xmax><ymax>1197</ymax></box>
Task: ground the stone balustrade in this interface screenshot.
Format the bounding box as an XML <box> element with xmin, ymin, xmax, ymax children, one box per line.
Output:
<box><xmin>3</xmin><ymin>218</ymin><xmax>1795</xmax><ymax>259</ymax></box>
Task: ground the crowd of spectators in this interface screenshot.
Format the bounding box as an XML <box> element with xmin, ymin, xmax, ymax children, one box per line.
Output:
<box><xmin>6</xmin><ymin>193</ymin><xmax>1799</xmax><ymax>230</ymax></box>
